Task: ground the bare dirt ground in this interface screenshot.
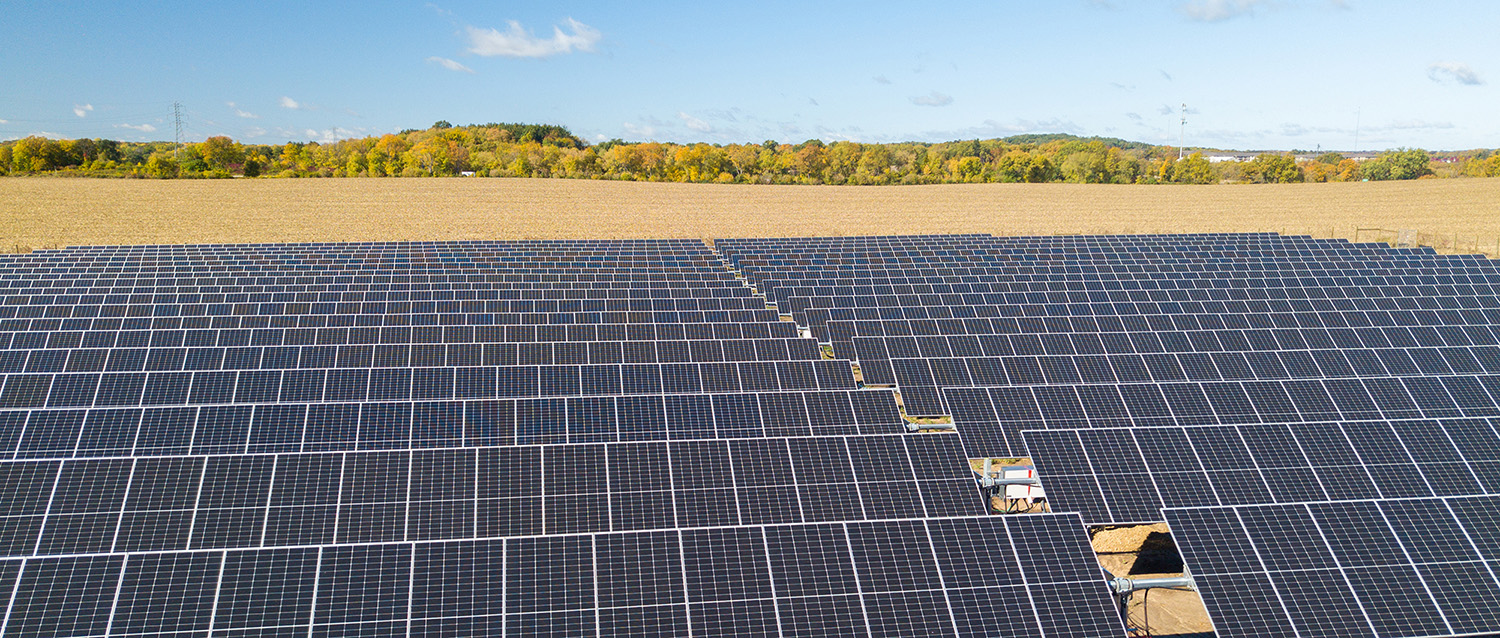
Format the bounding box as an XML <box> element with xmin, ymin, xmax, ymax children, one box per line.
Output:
<box><xmin>3</xmin><ymin>176</ymin><xmax>1499</xmax><ymax>248</ymax></box>
<box><xmin>1094</xmin><ymin>524</ymin><xmax>1214</xmax><ymax>637</ymax></box>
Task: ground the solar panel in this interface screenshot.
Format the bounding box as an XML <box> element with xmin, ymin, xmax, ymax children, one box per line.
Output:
<box><xmin>0</xmin><ymin>513</ymin><xmax>1125</xmax><ymax>637</ymax></box>
<box><xmin>1165</xmin><ymin>495</ymin><xmax>1500</xmax><ymax>638</ymax></box>
<box><xmin>8</xmin><ymin>232</ymin><xmax>1500</xmax><ymax>636</ymax></box>
<box><xmin>1026</xmin><ymin>415</ymin><xmax>1500</xmax><ymax>524</ymax></box>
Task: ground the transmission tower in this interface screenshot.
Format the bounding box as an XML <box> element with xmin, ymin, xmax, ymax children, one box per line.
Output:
<box><xmin>1179</xmin><ymin>103</ymin><xmax>1187</xmax><ymax>160</ymax></box>
<box><xmin>173</xmin><ymin>102</ymin><xmax>185</xmax><ymax>161</ymax></box>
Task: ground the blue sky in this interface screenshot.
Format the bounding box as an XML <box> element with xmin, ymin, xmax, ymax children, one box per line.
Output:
<box><xmin>2</xmin><ymin>0</ymin><xmax>1495</xmax><ymax>150</ymax></box>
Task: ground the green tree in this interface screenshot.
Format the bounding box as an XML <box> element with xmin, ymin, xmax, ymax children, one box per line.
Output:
<box><xmin>1247</xmin><ymin>153</ymin><xmax>1302</xmax><ymax>183</ymax></box>
<box><xmin>1023</xmin><ymin>154</ymin><xmax>1054</xmax><ymax>183</ymax></box>
<box><xmin>145</xmin><ymin>152</ymin><xmax>179</xmax><ymax>178</ymax></box>
<box><xmin>198</xmin><ymin>136</ymin><xmax>243</xmax><ymax>171</ymax></box>
<box><xmin>1172</xmin><ymin>152</ymin><xmax>1218</xmax><ymax>184</ymax></box>
<box><xmin>793</xmin><ymin>144</ymin><xmax>828</xmax><ymax>182</ymax></box>
<box><xmin>1388</xmin><ymin>148</ymin><xmax>1433</xmax><ymax>180</ymax></box>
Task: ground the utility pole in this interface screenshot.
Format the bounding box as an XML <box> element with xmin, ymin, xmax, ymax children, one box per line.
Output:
<box><xmin>1179</xmin><ymin>103</ymin><xmax>1187</xmax><ymax>160</ymax></box>
<box><xmin>173</xmin><ymin>102</ymin><xmax>185</xmax><ymax>162</ymax></box>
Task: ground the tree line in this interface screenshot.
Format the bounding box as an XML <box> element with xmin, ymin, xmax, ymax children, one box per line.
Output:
<box><xmin>2</xmin><ymin>121</ymin><xmax>1497</xmax><ymax>184</ymax></box>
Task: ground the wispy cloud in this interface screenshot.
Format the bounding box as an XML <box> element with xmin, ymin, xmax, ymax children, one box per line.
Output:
<box><xmin>114</xmin><ymin>123</ymin><xmax>157</xmax><ymax>133</ymax></box>
<box><xmin>916</xmin><ymin>117</ymin><xmax>1082</xmax><ymax>141</ymax></box>
<box><xmin>226</xmin><ymin>101</ymin><xmax>260</xmax><ymax>119</ymax></box>
<box><xmin>1159</xmin><ymin>104</ymin><xmax>1200</xmax><ymax>115</ymax></box>
<box><xmin>1427</xmin><ymin>61</ymin><xmax>1483</xmax><ymax>85</ymax></box>
<box><xmin>1379</xmin><ymin>119</ymin><xmax>1455</xmax><ymax>131</ymax></box>
<box><xmin>465</xmin><ymin>18</ymin><xmax>601</xmax><ymax>58</ymax></box>
<box><xmin>73</xmin><ymin>103</ymin><xmax>93</xmax><ymax>118</ymax></box>
<box><xmin>622</xmin><ymin>121</ymin><xmax>656</xmax><ymax>138</ymax></box>
<box><xmin>279</xmin><ymin>96</ymin><xmax>305</xmax><ymax>110</ymax></box>
<box><xmin>243</xmin><ymin>127</ymin><xmax>267</xmax><ymax>139</ymax></box>
<box><xmin>1159</xmin><ymin>70</ymin><xmax>1173</xmax><ymax>81</ymax></box>
<box><xmin>426</xmin><ymin>56</ymin><xmax>475</xmax><ymax>73</ymax></box>
<box><xmin>1180</xmin><ymin>0</ymin><xmax>1266</xmax><ymax>21</ymax></box>
<box><xmin>677</xmin><ymin>112</ymin><xmax>712</xmax><ymax>133</ymax></box>
<box><xmin>873</xmin><ymin>75</ymin><xmax>891</xmax><ymax>85</ymax></box>
<box><xmin>283</xmin><ymin>126</ymin><xmax>368</xmax><ymax>142</ymax></box>
<box><xmin>0</xmin><ymin>119</ymin><xmax>8</xmax><ymax>125</ymax></box>
<box><xmin>910</xmin><ymin>91</ymin><xmax>954</xmax><ymax>107</ymax></box>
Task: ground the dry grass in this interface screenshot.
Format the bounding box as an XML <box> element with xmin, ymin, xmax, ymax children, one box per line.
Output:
<box><xmin>3</xmin><ymin>176</ymin><xmax>1500</xmax><ymax>249</ymax></box>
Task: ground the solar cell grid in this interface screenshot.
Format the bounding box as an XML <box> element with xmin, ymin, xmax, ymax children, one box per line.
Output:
<box><xmin>901</xmin><ymin>353</ymin><xmax>1500</xmax><ymax>417</ymax></box>
<box><xmin>0</xmin><ymin>514</ymin><xmax>1123</xmax><ymax>638</ymax></box>
<box><xmin>1166</xmin><ymin>495</ymin><xmax>1500</xmax><ymax>638</ymax></box>
<box><xmin>7</xmin><ymin>232</ymin><xmax>1500</xmax><ymax>637</ymax></box>
<box><xmin>0</xmin><ymin>388</ymin><xmax>911</xmax><ymax>457</ymax></box>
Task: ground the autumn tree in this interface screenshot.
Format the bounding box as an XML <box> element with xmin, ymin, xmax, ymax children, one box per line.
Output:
<box><xmin>1172</xmin><ymin>152</ymin><xmax>1218</xmax><ymax>184</ymax></box>
<box><xmin>1246</xmin><ymin>153</ymin><xmax>1301</xmax><ymax>183</ymax></box>
<box><xmin>198</xmin><ymin>136</ymin><xmax>244</xmax><ymax>171</ymax></box>
<box><xmin>145</xmin><ymin>152</ymin><xmax>179</xmax><ymax>178</ymax></box>
<box><xmin>1362</xmin><ymin>148</ymin><xmax>1432</xmax><ymax>180</ymax></box>
<box><xmin>793</xmin><ymin>142</ymin><xmax>828</xmax><ymax>183</ymax></box>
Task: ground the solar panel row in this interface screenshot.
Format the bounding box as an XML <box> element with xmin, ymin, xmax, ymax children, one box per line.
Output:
<box><xmin>1165</xmin><ymin>495</ymin><xmax>1500</xmax><ymax>638</ymax></box>
<box><xmin>0</xmin><ymin>389</ymin><xmax>911</xmax><ymax>456</ymax></box>
<box><xmin>0</xmin><ymin>236</ymin><xmax>1129</xmax><ymax>637</ymax></box>
<box><xmin>0</xmin><ymin>432</ymin><xmax>982</xmax><ymax>555</ymax></box>
<box><xmin>715</xmin><ymin>232</ymin><xmax>1500</xmax><ymax>638</ymax></box>
<box><xmin>0</xmin><ymin>360</ymin><xmax>860</xmax><ymax>410</ymax></box>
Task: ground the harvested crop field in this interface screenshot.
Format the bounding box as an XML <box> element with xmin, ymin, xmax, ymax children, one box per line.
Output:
<box><xmin>3</xmin><ymin>176</ymin><xmax>1500</xmax><ymax>248</ymax></box>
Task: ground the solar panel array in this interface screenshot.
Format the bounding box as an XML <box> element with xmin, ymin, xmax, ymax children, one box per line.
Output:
<box><xmin>0</xmin><ymin>239</ymin><xmax>1126</xmax><ymax>638</ymax></box>
<box><xmin>714</xmin><ymin>232</ymin><xmax>1500</xmax><ymax>638</ymax></box>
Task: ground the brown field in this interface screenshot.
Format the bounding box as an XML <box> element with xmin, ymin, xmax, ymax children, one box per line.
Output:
<box><xmin>3</xmin><ymin>176</ymin><xmax>1500</xmax><ymax>249</ymax></box>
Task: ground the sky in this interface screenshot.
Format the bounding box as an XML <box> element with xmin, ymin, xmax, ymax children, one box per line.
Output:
<box><xmin>1</xmin><ymin>0</ymin><xmax>1495</xmax><ymax>151</ymax></box>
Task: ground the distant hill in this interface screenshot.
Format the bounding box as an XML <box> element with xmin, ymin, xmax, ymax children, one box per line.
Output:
<box><xmin>1000</xmin><ymin>133</ymin><xmax>1157</xmax><ymax>151</ymax></box>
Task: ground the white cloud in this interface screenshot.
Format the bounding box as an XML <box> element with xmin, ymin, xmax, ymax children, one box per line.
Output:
<box><xmin>426</xmin><ymin>56</ymin><xmax>475</xmax><ymax>73</ymax></box>
<box><xmin>1378</xmin><ymin>119</ymin><xmax>1455</xmax><ymax>131</ymax></box>
<box><xmin>301</xmin><ymin>127</ymin><xmax>365</xmax><ymax>142</ymax></box>
<box><xmin>465</xmin><ymin>18</ymin><xmax>601</xmax><ymax>58</ymax></box>
<box><xmin>0</xmin><ymin>119</ymin><xmax>8</xmax><ymax>124</ymax></box>
<box><xmin>873</xmin><ymin>75</ymin><xmax>891</xmax><ymax>85</ymax></box>
<box><xmin>73</xmin><ymin>103</ymin><xmax>93</xmax><ymax>118</ymax></box>
<box><xmin>916</xmin><ymin>117</ymin><xmax>1083</xmax><ymax>141</ymax></box>
<box><xmin>227</xmin><ymin>101</ymin><xmax>260</xmax><ymax>119</ymax></box>
<box><xmin>279</xmin><ymin>96</ymin><xmax>305</xmax><ymax>110</ymax></box>
<box><xmin>1427</xmin><ymin>61</ymin><xmax>1483</xmax><ymax>86</ymax></box>
<box><xmin>677</xmin><ymin>112</ymin><xmax>712</xmax><ymax>133</ymax></box>
<box><xmin>114</xmin><ymin>123</ymin><xmax>157</xmax><ymax>133</ymax></box>
<box><xmin>244</xmin><ymin>127</ymin><xmax>267</xmax><ymax>138</ymax></box>
<box><xmin>910</xmin><ymin>91</ymin><xmax>954</xmax><ymax>107</ymax></box>
<box><xmin>1179</xmin><ymin>0</ymin><xmax>1266</xmax><ymax>21</ymax></box>
<box><xmin>622</xmin><ymin>121</ymin><xmax>656</xmax><ymax>138</ymax></box>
